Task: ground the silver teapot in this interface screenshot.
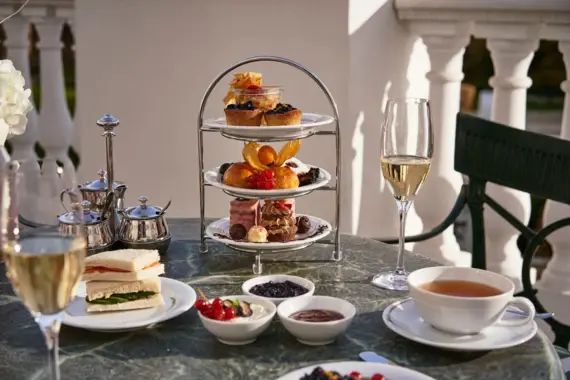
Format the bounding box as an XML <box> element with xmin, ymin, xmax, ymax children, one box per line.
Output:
<box><xmin>77</xmin><ymin>168</ymin><xmax>127</xmax><ymax>224</ymax></box>
<box><xmin>58</xmin><ymin>199</ymin><xmax>115</xmax><ymax>254</ymax></box>
<box><xmin>118</xmin><ymin>196</ymin><xmax>171</xmax><ymax>254</ymax></box>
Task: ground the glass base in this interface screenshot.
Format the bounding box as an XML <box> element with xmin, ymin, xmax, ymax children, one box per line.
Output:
<box><xmin>371</xmin><ymin>271</ymin><xmax>408</xmax><ymax>291</ymax></box>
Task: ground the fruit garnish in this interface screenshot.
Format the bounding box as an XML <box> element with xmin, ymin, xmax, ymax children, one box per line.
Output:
<box><xmin>243</xmin><ymin>141</ymin><xmax>270</xmax><ymax>171</ymax></box>
<box><xmin>370</xmin><ymin>374</ymin><xmax>385</xmax><ymax>380</ymax></box>
<box><xmin>247</xmin><ymin>85</ymin><xmax>261</xmax><ymax>90</ymax></box>
<box><xmin>258</xmin><ymin>145</ymin><xmax>277</xmax><ymax>166</ymax></box>
<box><xmin>274</xmin><ymin>140</ymin><xmax>302</xmax><ymax>167</ymax></box>
<box><xmin>247</xmin><ymin>170</ymin><xmax>276</xmax><ymax>190</ymax></box>
<box><xmin>224</xmin><ymin>72</ymin><xmax>262</xmax><ymax>105</ymax></box>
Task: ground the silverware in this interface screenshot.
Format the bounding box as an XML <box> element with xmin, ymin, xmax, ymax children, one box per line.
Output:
<box><xmin>57</xmin><ymin>199</ymin><xmax>115</xmax><ymax>253</ymax></box>
<box><xmin>506</xmin><ymin>308</ymin><xmax>553</xmax><ymax>319</ymax></box>
<box><xmin>359</xmin><ymin>351</ymin><xmax>392</xmax><ymax>364</ymax></box>
<box><xmin>118</xmin><ymin>195</ymin><xmax>171</xmax><ymax>254</ymax></box>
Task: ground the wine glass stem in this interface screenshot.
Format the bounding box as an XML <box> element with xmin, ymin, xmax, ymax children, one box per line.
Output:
<box><xmin>395</xmin><ymin>200</ymin><xmax>412</xmax><ymax>276</ymax></box>
<box><xmin>36</xmin><ymin>313</ymin><xmax>63</xmax><ymax>380</ymax></box>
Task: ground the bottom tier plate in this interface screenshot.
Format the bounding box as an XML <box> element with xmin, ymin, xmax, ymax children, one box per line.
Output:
<box><xmin>206</xmin><ymin>214</ymin><xmax>332</xmax><ymax>252</ymax></box>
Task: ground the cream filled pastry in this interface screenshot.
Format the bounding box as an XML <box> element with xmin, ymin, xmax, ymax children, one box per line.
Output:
<box><xmin>261</xmin><ymin>201</ymin><xmax>297</xmax><ymax>242</ymax></box>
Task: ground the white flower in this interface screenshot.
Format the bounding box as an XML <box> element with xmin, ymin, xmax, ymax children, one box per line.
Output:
<box><xmin>0</xmin><ymin>59</ymin><xmax>33</xmax><ymax>141</ymax></box>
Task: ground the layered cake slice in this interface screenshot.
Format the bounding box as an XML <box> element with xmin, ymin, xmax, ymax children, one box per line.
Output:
<box><xmin>229</xmin><ymin>199</ymin><xmax>260</xmax><ymax>239</ymax></box>
<box><xmin>261</xmin><ymin>201</ymin><xmax>297</xmax><ymax>242</ymax></box>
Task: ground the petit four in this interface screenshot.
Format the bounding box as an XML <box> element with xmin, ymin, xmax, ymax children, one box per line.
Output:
<box><xmin>265</xmin><ymin>103</ymin><xmax>303</xmax><ymax>126</ymax></box>
<box><xmin>261</xmin><ymin>201</ymin><xmax>297</xmax><ymax>242</ymax></box>
<box><xmin>229</xmin><ymin>198</ymin><xmax>260</xmax><ymax>233</ymax></box>
<box><xmin>224</xmin><ymin>101</ymin><xmax>263</xmax><ymax>126</ymax></box>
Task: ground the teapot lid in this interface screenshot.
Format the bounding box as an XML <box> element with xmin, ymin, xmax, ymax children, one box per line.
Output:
<box><xmin>80</xmin><ymin>169</ymin><xmax>122</xmax><ymax>191</ymax></box>
<box><xmin>58</xmin><ymin>200</ymin><xmax>101</xmax><ymax>225</ymax></box>
<box><xmin>123</xmin><ymin>196</ymin><xmax>163</xmax><ymax>220</ymax></box>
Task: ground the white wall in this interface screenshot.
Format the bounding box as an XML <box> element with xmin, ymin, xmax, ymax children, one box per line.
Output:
<box><xmin>75</xmin><ymin>0</ymin><xmax>429</xmax><ymax>237</ymax></box>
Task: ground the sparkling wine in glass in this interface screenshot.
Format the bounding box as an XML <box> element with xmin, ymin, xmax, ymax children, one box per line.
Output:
<box><xmin>372</xmin><ymin>98</ymin><xmax>434</xmax><ymax>291</ymax></box>
<box><xmin>2</xmin><ymin>158</ymin><xmax>86</xmax><ymax>380</ymax></box>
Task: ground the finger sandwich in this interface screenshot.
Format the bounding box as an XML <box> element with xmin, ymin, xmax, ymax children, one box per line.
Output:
<box><xmin>86</xmin><ymin>277</ymin><xmax>163</xmax><ymax>313</ymax></box>
<box><xmin>83</xmin><ymin>249</ymin><xmax>164</xmax><ymax>282</ymax></box>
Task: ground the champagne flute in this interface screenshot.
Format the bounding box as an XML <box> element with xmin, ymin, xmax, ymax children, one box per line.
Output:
<box><xmin>1</xmin><ymin>158</ymin><xmax>86</xmax><ymax>380</ymax></box>
<box><xmin>372</xmin><ymin>98</ymin><xmax>434</xmax><ymax>291</ymax></box>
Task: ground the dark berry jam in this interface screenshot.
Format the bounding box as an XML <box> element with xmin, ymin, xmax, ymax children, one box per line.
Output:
<box><xmin>226</xmin><ymin>100</ymin><xmax>256</xmax><ymax>110</ymax></box>
<box><xmin>266</xmin><ymin>103</ymin><xmax>296</xmax><ymax>114</ymax></box>
<box><xmin>249</xmin><ymin>280</ymin><xmax>309</xmax><ymax>298</ymax></box>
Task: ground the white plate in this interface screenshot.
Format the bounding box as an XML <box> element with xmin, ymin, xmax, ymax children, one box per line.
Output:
<box><xmin>276</xmin><ymin>361</ymin><xmax>435</xmax><ymax>380</ymax></box>
<box><xmin>203</xmin><ymin>113</ymin><xmax>334</xmax><ymax>141</ymax></box>
<box><xmin>206</xmin><ymin>215</ymin><xmax>331</xmax><ymax>252</ymax></box>
<box><xmin>382</xmin><ymin>298</ymin><xmax>538</xmax><ymax>351</ymax></box>
<box><xmin>63</xmin><ymin>277</ymin><xmax>196</xmax><ymax>332</ymax></box>
<box><xmin>204</xmin><ymin>165</ymin><xmax>331</xmax><ymax>199</ymax></box>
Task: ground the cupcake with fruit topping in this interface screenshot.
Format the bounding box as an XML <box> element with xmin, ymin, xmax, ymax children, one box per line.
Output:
<box><xmin>224</xmin><ymin>100</ymin><xmax>263</xmax><ymax>126</ymax></box>
<box><xmin>264</xmin><ymin>103</ymin><xmax>303</xmax><ymax>126</ymax></box>
<box><xmin>261</xmin><ymin>201</ymin><xmax>297</xmax><ymax>242</ymax></box>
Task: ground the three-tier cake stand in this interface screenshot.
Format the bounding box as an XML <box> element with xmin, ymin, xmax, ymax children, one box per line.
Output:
<box><xmin>196</xmin><ymin>56</ymin><xmax>341</xmax><ymax>274</ymax></box>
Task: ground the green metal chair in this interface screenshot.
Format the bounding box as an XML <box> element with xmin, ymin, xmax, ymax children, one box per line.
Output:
<box><xmin>379</xmin><ymin>112</ymin><xmax>570</xmax><ymax>348</ymax></box>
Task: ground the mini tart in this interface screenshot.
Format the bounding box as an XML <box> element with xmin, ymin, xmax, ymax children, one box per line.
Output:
<box><xmin>224</xmin><ymin>108</ymin><xmax>263</xmax><ymax>126</ymax></box>
<box><xmin>264</xmin><ymin>103</ymin><xmax>303</xmax><ymax>126</ymax></box>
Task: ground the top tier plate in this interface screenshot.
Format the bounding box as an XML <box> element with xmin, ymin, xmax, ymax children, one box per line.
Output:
<box><xmin>202</xmin><ymin>113</ymin><xmax>334</xmax><ymax>142</ymax></box>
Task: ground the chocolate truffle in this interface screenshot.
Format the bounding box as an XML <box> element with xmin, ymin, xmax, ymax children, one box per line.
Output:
<box><xmin>296</xmin><ymin>216</ymin><xmax>311</xmax><ymax>234</ymax></box>
<box><xmin>229</xmin><ymin>224</ymin><xmax>247</xmax><ymax>240</ymax></box>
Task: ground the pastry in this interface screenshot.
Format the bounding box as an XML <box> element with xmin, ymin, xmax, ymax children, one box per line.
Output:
<box><xmin>296</xmin><ymin>216</ymin><xmax>311</xmax><ymax>234</ymax></box>
<box><xmin>223</xmin><ymin>162</ymin><xmax>256</xmax><ymax>188</ymax></box>
<box><xmin>261</xmin><ymin>201</ymin><xmax>297</xmax><ymax>242</ymax></box>
<box><xmin>230</xmin><ymin>199</ymin><xmax>260</xmax><ymax>233</ymax></box>
<box><xmin>264</xmin><ymin>103</ymin><xmax>303</xmax><ymax>126</ymax></box>
<box><xmin>265</xmin><ymin>199</ymin><xmax>295</xmax><ymax>219</ymax></box>
<box><xmin>225</xmin><ymin>101</ymin><xmax>263</xmax><ymax>126</ymax></box>
<box><xmin>298</xmin><ymin>167</ymin><xmax>320</xmax><ymax>186</ymax></box>
<box><xmin>272</xmin><ymin>166</ymin><xmax>299</xmax><ymax>189</ymax></box>
<box><xmin>229</xmin><ymin>224</ymin><xmax>247</xmax><ymax>240</ymax></box>
<box><xmin>248</xmin><ymin>226</ymin><xmax>268</xmax><ymax>243</ymax></box>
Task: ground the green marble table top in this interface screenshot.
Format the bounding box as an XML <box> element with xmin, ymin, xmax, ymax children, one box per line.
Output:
<box><xmin>0</xmin><ymin>219</ymin><xmax>564</xmax><ymax>380</ymax></box>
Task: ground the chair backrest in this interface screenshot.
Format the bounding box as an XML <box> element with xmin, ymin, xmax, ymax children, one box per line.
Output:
<box><xmin>455</xmin><ymin>113</ymin><xmax>570</xmax><ymax>204</ymax></box>
<box><xmin>455</xmin><ymin>113</ymin><xmax>570</xmax><ymax>347</ymax></box>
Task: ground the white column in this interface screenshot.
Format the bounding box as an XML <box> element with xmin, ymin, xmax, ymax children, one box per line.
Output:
<box><xmin>412</xmin><ymin>24</ymin><xmax>472</xmax><ymax>267</ymax></box>
<box><xmin>3</xmin><ymin>16</ymin><xmax>39</xmax><ymax>162</ymax></box>
<box><xmin>482</xmin><ymin>32</ymin><xmax>538</xmax><ymax>289</ymax></box>
<box><xmin>538</xmin><ymin>41</ymin><xmax>570</xmax><ymax>326</ymax></box>
<box><xmin>35</xmin><ymin>14</ymin><xmax>75</xmax><ymax>188</ymax></box>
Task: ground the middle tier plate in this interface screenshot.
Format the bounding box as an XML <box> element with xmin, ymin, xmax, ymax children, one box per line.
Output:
<box><xmin>204</xmin><ymin>165</ymin><xmax>332</xmax><ymax>200</ymax></box>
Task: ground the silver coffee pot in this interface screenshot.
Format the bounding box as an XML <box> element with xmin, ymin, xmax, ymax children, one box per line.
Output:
<box><xmin>118</xmin><ymin>195</ymin><xmax>171</xmax><ymax>254</ymax></box>
<box><xmin>76</xmin><ymin>168</ymin><xmax>127</xmax><ymax>228</ymax></box>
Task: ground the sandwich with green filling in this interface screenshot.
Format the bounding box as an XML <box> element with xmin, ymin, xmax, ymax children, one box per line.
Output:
<box><xmin>85</xmin><ymin>277</ymin><xmax>163</xmax><ymax>312</ymax></box>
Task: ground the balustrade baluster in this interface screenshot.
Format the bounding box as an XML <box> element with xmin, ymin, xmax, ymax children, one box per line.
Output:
<box><xmin>539</xmin><ymin>40</ymin><xmax>570</xmax><ymax>329</ymax></box>
<box><xmin>411</xmin><ymin>22</ymin><xmax>472</xmax><ymax>266</ymax></box>
<box><xmin>35</xmin><ymin>11</ymin><xmax>75</xmax><ymax>192</ymax></box>
<box><xmin>476</xmin><ymin>24</ymin><xmax>539</xmax><ymax>289</ymax></box>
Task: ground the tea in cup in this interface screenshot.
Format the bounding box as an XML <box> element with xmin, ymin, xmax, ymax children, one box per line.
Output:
<box><xmin>407</xmin><ymin>266</ymin><xmax>535</xmax><ymax>335</ymax></box>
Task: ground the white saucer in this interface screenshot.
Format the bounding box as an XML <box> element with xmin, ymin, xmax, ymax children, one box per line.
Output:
<box><xmin>204</xmin><ymin>165</ymin><xmax>331</xmax><ymax>199</ymax></box>
<box><xmin>276</xmin><ymin>361</ymin><xmax>435</xmax><ymax>380</ymax></box>
<box><xmin>63</xmin><ymin>277</ymin><xmax>196</xmax><ymax>333</ymax></box>
<box><xmin>382</xmin><ymin>298</ymin><xmax>538</xmax><ymax>351</ymax></box>
<box><xmin>203</xmin><ymin>113</ymin><xmax>334</xmax><ymax>141</ymax></box>
<box><xmin>206</xmin><ymin>214</ymin><xmax>331</xmax><ymax>253</ymax></box>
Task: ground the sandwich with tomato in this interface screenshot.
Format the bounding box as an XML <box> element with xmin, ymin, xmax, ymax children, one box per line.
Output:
<box><xmin>83</xmin><ymin>249</ymin><xmax>164</xmax><ymax>282</ymax></box>
<box><xmin>83</xmin><ymin>249</ymin><xmax>165</xmax><ymax>312</ymax></box>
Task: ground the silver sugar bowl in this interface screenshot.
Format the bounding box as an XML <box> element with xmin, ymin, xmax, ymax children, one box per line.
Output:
<box><xmin>118</xmin><ymin>196</ymin><xmax>171</xmax><ymax>254</ymax></box>
<box><xmin>58</xmin><ymin>200</ymin><xmax>115</xmax><ymax>254</ymax></box>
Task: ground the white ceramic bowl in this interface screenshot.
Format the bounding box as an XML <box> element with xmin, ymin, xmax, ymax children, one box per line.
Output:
<box><xmin>277</xmin><ymin>296</ymin><xmax>356</xmax><ymax>346</ymax></box>
<box><xmin>197</xmin><ymin>295</ymin><xmax>276</xmax><ymax>345</ymax></box>
<box><xmin>242</xmin><ymin>275</ymin><xmax>316</xmax><ymax>305</ymax></box>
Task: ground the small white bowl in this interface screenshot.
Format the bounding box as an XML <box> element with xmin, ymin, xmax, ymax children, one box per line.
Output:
<box><xmin>277</xmin><ymin>296</ymin><xmax>356</xmax><ymax>346</ymax></box>
<box><xmin>197</xmin><ymin>295</ymin><xmax>276</xmax><ymax>345</ymax></box>
<box><xmin>242</xmin><ymin>275</ymin><xmax>316</xmax><ymax>305</ymax></box>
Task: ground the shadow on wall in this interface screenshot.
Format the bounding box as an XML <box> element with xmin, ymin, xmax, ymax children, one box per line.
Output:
<box><xmin>347</xmin><ymin>0</ymin><xmax>419</xmax><ymax>237</ymax></box>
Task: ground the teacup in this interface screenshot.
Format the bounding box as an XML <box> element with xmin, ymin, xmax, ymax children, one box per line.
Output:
<box><xmin>407</xmin><ymin>266</ymin><xmax>535</xmax><ymax>335</ymax></box>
